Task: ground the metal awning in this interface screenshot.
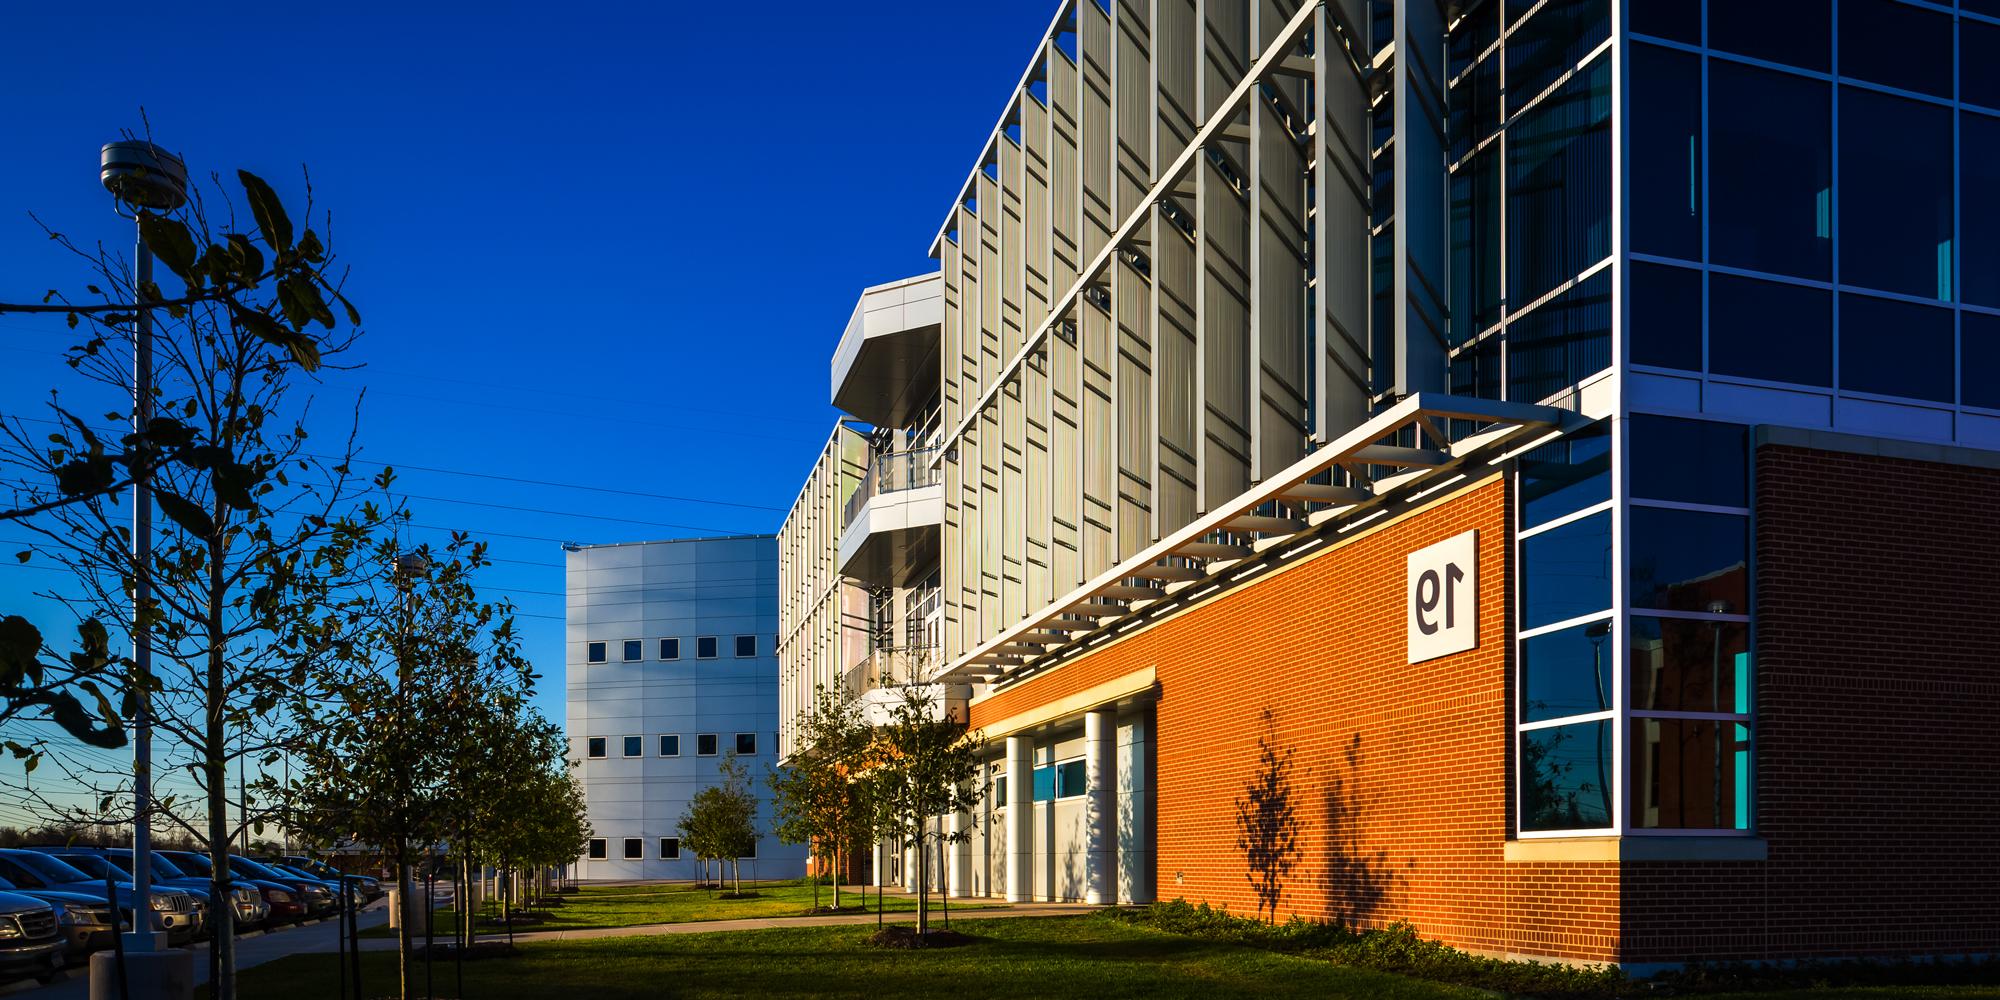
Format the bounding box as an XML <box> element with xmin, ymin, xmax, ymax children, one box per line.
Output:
<box><xmin>930</xmin><ymin>392</ymin><xmax>1575</xmax><ymax>686</ymax></box>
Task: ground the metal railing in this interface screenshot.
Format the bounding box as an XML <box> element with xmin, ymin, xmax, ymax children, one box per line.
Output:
<box><xmin>842</xmin><ymin>447</ymin><xmax>942</xmax><ymax>527</ymax></box>
<box><xmin>842</xmin><ymin>645</ymin><xmax>941</xmax><ymax>695</ymax></box>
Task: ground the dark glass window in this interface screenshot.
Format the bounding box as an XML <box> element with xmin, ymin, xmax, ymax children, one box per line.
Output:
<box><xmin>1630</xmin><ymin>261</ymin><xmax>1702</xmax><ymax>370</ymax></box>
<box><xmin>1839</xmin><ymin>0</ymin><xmax>1952</xmax><ymax>99</ymax></box>
<box><xmin>1840</xmin><ymin>88</ymin><xmax>1953</xmax><ymax>300</ymax></box>
<box><xmin>1508</xmin><ymin>57</ymin><xmax>1611</xmax><ymax>307</ymax></box>
<box><xmin>623</xmin><ymin>736</ymin><xmax>642</xmax><ymax>758</ymax></box>
<box><xmin>1629</xmin><ymin>0</ymin><xmax>1698</xmax><ymax>43</ymax></box>
<box><xmin>1522</xmin><ymin>721</ymin><xmax>1612</xmax><ymax>831</ymax></box>
<box><xmin>1449</xmin><ymin>150</ymin><xmax>1502</xmax><ymax>346</ymax></box>
<box><xmin>1966</xmin><ymin>311</ymin><xmax>2000</xmax><ymax>409</ymax></box>
<box><xmin>587</xmin><ymin>737</ymin><xmax>606</xmax><ymax>759</ymax></box>
<box><xmin>1521</xmin><ymin>510</ymin><xmax>1612</xmax><ymax>629</ymax></box>
<box><xmin>1521</xmin><ymin>618</ymin><xmax>1615</xmax><ymax>723</ymax></box>
<box><xmin>1710</xmin><ymin>0</ymin><xmax>1829</xmax><ymax>71</ymax></box>
<box><xmin>741</xmin><ymin>842</ymin><xmax>757</xmax><ymax>860</ymax></box>
<box><xmin>1965</xmin><ymin>114</ymin><xmax>2000</xmax><ymax>308</ymax></box>
<box><xmin>1630</xmin><ymin>44</ymin><xmax>1702</xmax><ymax>261</ymax></box>
<box><xmin>1505</xmin><ymin>0</ymin><xmax>1610</xmax><ymax>112</ymax></box>
<box><xmin>1032</xmin><ymin>763</ymin><xmax>1056</xmax><ymax>802</ymax></box>
<box><xmin>735</xmin><ymin>733</ymin><xmax>758</xmax><ymax>755</ymax></box>
<box><xmin>1633</xmin><ymin>719</ymin><xmax>1752</xmax><ymax>830</ymax></box>
<box><xmin>994</xmin><ymin>774</ymin><xmax>1009</xmax><ymax>806</ymax></box>
<box><xmin>1839</xmin><ymin>293</ymin><xmax>1955</xmax><ymax>402</ymax></box>
<box><xmin>1631</xmin><ymin>617</ymin><xmax>1750</xmax><ymax>714</ymax></box>
<box><xmin>1710</xmin><ymin>62</ymin><xmax>1830</xmax><ymax>280</ymax></box>
<box><xmin>660</xmin><ymin>838</ymin><xmax>680</xmax><ymax>860</ymax></box>
<box><xmin>735</xmin><ymin>635</ymin><xmax>758</xmax><ymax>658</ymax></box>
<box><xmin>586</xmin><ymin>642</ymin><xmax>606</xmax><ymax>664</ymax></box>
<box><xmin>1967</xmin><ymin>19</ymin><xmax>2000</xmax><ymax>110</ymax></box>
<box><xmin>1629</xmin><ymin>507</ymin><xmax>1748</xmax><ymax>614</ymax></box>
<box><xmin>659</xmin><ymin>638</ymin><xmax>680</xmax><ymax>660</ymax></box>
<box><xmin>587</xmin><ymin>839</ymin><xmax>606</xmax><ymax>860</ymax></box>
<box><xmin>659</xmin><ymin>734</ymin><xmax>680</xmax><ymax>757</ymax></box>
<box><xmin>1968</xmin><ymin>0</ymin><xmax>2000</xmax><ymax>18</ymax></box>
<box><xmin>1449</xmin><ymin>55</ymin><xmax>1501</xmax><ymax>164</ymax></box>
<box><xmin>1056</xmin><ymin>759</ymin><xmax>1088</xmax><ymax>798</ymax></box>
<box><xmin>1509</xmin><ymin>269</ymin><xmax>1611</xmax><ymax>403</ymax></box>
<box><xmin>623</xmin><ymin>838</ymin><xmax>643</xmax><ymax>860</ymax></box>
<box><xmin>697</xmin><ymin>636</ymin><xmax>719</xmax><ymax>659</ymax></box>
<box><xmin>1520</xmin><ymin>421</ymin><xmax>1610</xmax><ymax>529</ymax></box>
<box><xmin>697</xmin><ymin>733</ymin><xmax>718</xmax><ymax>756</ymax></box>
<box><xmin>1450</xmin><ymin>333</ymin><xmax>1503</xmax><ymax>416</ymax></box>
<box><xmin>1628</xmin><ymin>415</ymin><xmax>1749</xmax><ymax>507</ymax></box>
<box><xmin>1448</xmin><ymin>0</ymin><xmax>1500</xmax><ymax>79</ymax></box>
<box><xmin>622</xmin><ymin>640</ymin><xmax>643</xmax><ymax>662</ymax></box>
<box><xmin>1709</xmin><ymin>272</ymin><xmax>1832</xmax><ymax>386</ymax></box>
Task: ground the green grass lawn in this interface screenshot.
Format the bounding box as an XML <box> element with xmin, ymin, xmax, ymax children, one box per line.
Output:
<box><xmin>363</xmin><ymin>880</ymin><xmax>982</xmax><ymax>938</ymax></box>
<box><xmin>229</xmin><ymin>914</ymin><xmax>1492</xmax><ymax>999</ymax></box>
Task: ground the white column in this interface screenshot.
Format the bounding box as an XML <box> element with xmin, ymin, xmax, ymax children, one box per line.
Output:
<box><xmin>872</xmin><ymin>840</ymin><xmax>888</xmax><ymax>888</ymax></box>
<box><xmin>1084</xmin><ymin>708</ymin><xmax>1117</xmax><ymax>904</ymax></box>
<box><xmin>949</xmin><ymin>798</ymin><xmax>974</xmax><ymax>897</ymax></box>
<box><xmin>1005</xmin><ymin>734</ymin><xmax>1033</xmax><ymax>902</ymax></box>
<box><xmin>1117</xmin><ymin>713</ymin><xmax>1153</xmax><ymax>904</ymax></box>
<box><xmin>902</xmin><ymin>836</ymin><xmax>918</xmax><ymax>890</ymax></box>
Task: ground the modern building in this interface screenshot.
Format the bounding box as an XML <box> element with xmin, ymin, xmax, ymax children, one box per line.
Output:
<box><xmin>565</xmin><ymin>535</ymin><xmax>806</xmax><ymax>880</ymax></box>
<box><xmin>781</xmin><ymin>0</ymin><xmax>2000</xmax><ymax>970</ymax></box>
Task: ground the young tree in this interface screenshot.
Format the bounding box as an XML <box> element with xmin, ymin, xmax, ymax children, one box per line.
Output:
<box><xmin>768</xmin><ymin>683</ymin><xmax>873</xmax><ymax>911</ymax></box>
<box><xmin>679</xmin><ymin>751</ymin><xmax>757</xmax><ymax>896</ymax></box>
<box><xmin>869</xmin><ymin>686</ymin><xmax>983</xmax><ymax>941</ymax></box>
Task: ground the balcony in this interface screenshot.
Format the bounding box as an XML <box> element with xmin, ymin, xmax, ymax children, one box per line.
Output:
<box><xmin>836</xmin><ymin>448</ymin><xmax>943</xmax><ymax>587</ymax></box>
<box><xmin>842</xmin><ymin>645</ymin><xmax>969</xmax><ymax>726</ymax></box>
<box><xmin>830</xmin><ymin>273</ymin><xmax>943</xmax><ymax>429</ymax></box>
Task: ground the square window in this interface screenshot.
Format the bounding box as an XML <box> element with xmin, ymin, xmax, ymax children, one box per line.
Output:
<box><xmin>1633</xmin><ymin>719</ymin><xmax>1753</xmax><ymax>830</ymax></box>
<box><xmin>1055</xmin><ymin>759</ymin><xmax>1087</xmax><ymax>799</ymax></box>
<box><xmin>1710</xmin><ymin>0</ymin><xmax>1828</xmax><ymax>72</ymax></box>
<box><xmin>1520</xmin><ymin>510</ymin><xmax>1612</xmax><ymax>629</ymax></box>
<box><xmin>1031</xmin><ymin>764</ymin><xmax>1056</xmax><ymax>802</ymax></box>
<box><xmin>622</xmin><ymin>838</ymin><xmax>643</xmax><ymax>861</ymax></box>
<box><xmin>1839</xmin><ymin>0</ymin><xmax>1951</xmax><ymax>99</ymax></box>
<box><xmin>659</xmin><ymin>638</ymin><xmax>681</xmax><ymax>660</ymax></box>
<box><xmin>586</xmin><ymin>642</ymin><xmax>606</xmax><ymax>664</ymax></box>
<box><xmin>660</xmin><ymin>838</ymin><xmax>680</xmax><ymax>860</ymax></box>
<box><xmin>1839</xmin><ymin>293</ymin><xmax>1955</xmax><ymax>404</ymax></box>
<box><xmin>586</xmin><ymin>839</ymin><xmax>606</xmax><ymax>860</ymax></box>
<box><xmin>1631</xmin><ymin>617</ymin><xmax>1750</xmax><ymax>715</ymax></box>
<box><xmin>1628</xmin><ymin>507</ymin><xmax>1748</xmax><ymax>614</ymax></box>
<box><xmin>659</xmin><ymin>735</ymin><xmax>680</xmax><ymax>757</ymax></box>
<box><xmin>1709</xmin><ymin>273</ymin><xmax>1832</xmax><ymax>387</ymax></box>
<box><xmin>1629</xmin><ymin>261</ymin><xmax>1701</xmax><ymax>372</ymax></box>
<box><xmin>1628</xmin><ymin>415</ymin><xmax>1749</xmax><ymax>508</ymax></box>
<box><xmin>740</xmin><ymin>841</ymin><xmax>757</xmax><ymax>860</ymax></box>
<box><xmin>586</xmin><ymin>737</ymin><xmax>606</xmax><ymax>759</ymax></box>
<box><xmin>697</xmin><ymin>636</ymin><xmax>719</xmax><ymax>659</ymax></box>
<box><xmin>735</xmin><ymin>635</ymin><xmax>757</xmax><ymax>658</ymax></box>
<box><xmin>1520</xmin><ymin>421</ymin><xmax>1610</xmax><ymax>530</ymax></box>
<box><xmin>1521</xmin><ymin>720</ymin><xmax>1612</xmax><ymax>831</ymax></box>
<box><xmin>622</xmin><ymin>639</ymin><xmax>643</xmax><ymax>663</ymax></box>
<box><xmin>622</xmin><ymin>736</ymin><xmax>643</xmax><ymax>758</ymax></box>
<box><xmin>735</xmin><ymin>733</ymin><xmax>757</xmax><ymax>756</ymax></box>
<box><xmin>697</xmin><ymin>734</ymin><xmax>719</xmax><ymax>756</ymax></box>
<box><xmin>1521</xmin><ymin>618</ymin><xmax>1614</xmax><ymax>723</ymax></box>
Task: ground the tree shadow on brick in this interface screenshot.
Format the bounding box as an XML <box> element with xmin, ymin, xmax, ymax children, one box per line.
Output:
<box><xmin>1321</xmin><ymin>731</ymin><xmax>1392</xmax><ymax>926</ymax></box>
<box><xmin>1235</xmin><ymin>708</ymin><xmax>1302</xmax><ymax>925</ymax></box>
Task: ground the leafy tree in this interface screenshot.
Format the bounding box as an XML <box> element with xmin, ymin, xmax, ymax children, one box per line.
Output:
<box><xmin>869</xmin><ymin>686</ymin><xmax>983</xmax><ymax>940</ymax></box>
<box><xmin>679</xmin><ymin>751</ymin><xmax>757</xmax><ymax>895</ymax></box>
<box><xmin>768</xmin><ymin>683</ymin><xmax>873</xmax><ymax>911</ymax></box>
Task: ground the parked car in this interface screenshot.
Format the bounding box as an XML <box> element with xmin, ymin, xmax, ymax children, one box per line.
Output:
<box><xmin>225</xmin><ymin>857</ymin><xmax>338</xmax><ymax>918</ymax></box>
<box><xmin>0</xmin><ymin>889</ymin><xmax>64</xmax><ymax>984</ymax></box>
<box><xmin>0</xmin><ymin>876</ymin><xmax>121</xmax><ymax>962</ymax></box>
<box><xmin>157</xmin><ymin>851</ymin><xmax>302</xmax><ymax>928</ymax></box>
<box><xmin>0</xmin><ymin>850</ymin><xmax>200</xmax><ymax>946</ymax></box>
<box><xmin>59</xmin><ymin>848</ymin><xmax>268</xmax><ymax>932</ymax></box>
<box><xmin>25</xmin><ymin>850</ymin><xmax>209</xmax><ymax>941</ymax></box>
<box><xmin>274</xmin><ymin>855</ymin><xmax>383</xmax><ymax>901</ymax></box>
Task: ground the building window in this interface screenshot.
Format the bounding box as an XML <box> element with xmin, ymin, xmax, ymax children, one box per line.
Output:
<box><xmin>697</xmin><ymin>636</ymin><xmax>719</xmax><ymax>659</ymax></box>
<box><xmin>586</xmin><ymin>642</ymin><xmax>606</xmax><ymax>664</ymax></box>
<box><xmin>1840</xmin><ymin>87</ymin><xmax>1952</xmax><ymax>300</ymax></box>
<box><xmin>660</xmin><ymin>838</ymin><xmax>680</xmax><ymax>860</ymax></box>
<box><xmin>1629</xmin><ymin>43</ymin><xmax>1700</xmax><ymax>262</ymax></box>
<box><xmin>697</xmin><ymin>734</ymin><xmax>718</xmax><ymax>756</ymax></box>
<box><xmin>740</xmin><ymin>841</ymin><xmax>757</xmax><ymax>860</ymax></box>
<box><xmin>622</xmin><ymin>639</ymin><xmax>643</xmax><ymax>663</ymax></box>
<box><xmin>622</xmin><ymin>736</ymin><xmax>643</xmax><ymax>758</ymax></box>
<box><xmin>1709</xmin><ymin>61</ymin><xmax>1830</xmax><ymax>282</ymax></box>
<box><xmin>586</xmin><ymin>839</ymin><xmax>606</xmax><ymax>860</ymax></box>
<box><xmin>586</xmin><ymin>737</ymin><xmax>606</xmax><ymax>759</ymax></box>
<box><xmin>622</xmin><ymin>838</ymin><xmax>643</xmax><ymax>861</ymax></box>
<box><xmin>735</xmin><ymin>635</ymin><xmax>757</xmax><ymax>658</ymax></box>
<box><xmin>1629</xmin><ymin>261</ymin><xmax>1700</xmax><ymax>372</ymax></box>
<box><xmin>1055</xmin><ymin>759</ymin><xmax>1087</xmax><ymax>799</ymax></box>
<box><xmin>993</xmin><ymin>774</ymin><xmax>1008</xmax><ymax>808</ymax></box>
<box><xmin>1839</xmin><ymin>293</ymin><xmax>1955</xmax><ymax>404</ymax></box>
<box><xmin>1708</xmin><ymin>272</ymin><xmax>1831</xmax><ymax>387</ymax></box>
<box><xmin>659</xmin><ymin>638</ymin><xmax>681</xmax><ymax>660</ymax></box>
<box><xmin>1031</xmin><ymin>763</ymin><xmax>1056</xmax><ymax>802</ymax></box>
<box><xmin>734</xmin><ymin>733</ymin><xmax>757</xmax><ymax>756</ymax></box>
<box><xmin>659</xmin><ymin>735</ymin><xmax>680</xmax><ymax>757</ymax></box>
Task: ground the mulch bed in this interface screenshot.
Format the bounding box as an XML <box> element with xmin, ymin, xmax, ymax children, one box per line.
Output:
<box><xmin>715</xmin><ymin>891</ymin><xmax>763</xmax><ymax>900</ymax></box>
<box><xmin>475</xmin><ymin>912</ymin><xmax>549</xmax><ymax>927</ymax></box>
<box><xmin>801</xmin><ymin>904</ymin><xmax>870</xmax><ymax>916</ymax></box>
<box><xmin>411</xmin><ymin>941</ymin><xmax>521</xmax><ymax>961</ymax></box>
<box><xmin>868</xmin><ymin>926</ymin><xmax>978</xmax><ymax>950</ymax></box>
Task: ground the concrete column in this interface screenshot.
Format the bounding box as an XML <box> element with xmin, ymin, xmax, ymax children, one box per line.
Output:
<box><xmin>871</xmin><ymin>840</ymin><xmax>888</xmax><ymax>887</ymax></box>
<box><xmin>1117</xmin><ymin>713</ymin><xmax>1153</xmax><ymax>904</ymax></box>
<box><xmin>1005</xmin><ymin>734</ymin><xmax>1033</xmax><ymax>902</ymax></box>
<box><xmin>902</xmin><ymin>836</ymin><xmax>919</xmax><ymax>890</ymax></box>
<box><xmin>949</xmin><ymin>800</ymin><xmax>974</xmax><ymax>897</ymax></box>
<box><xmin>1084</xmin><ymin>708</ymin><xmax>1117</xmax><ymax>904</ymax></box>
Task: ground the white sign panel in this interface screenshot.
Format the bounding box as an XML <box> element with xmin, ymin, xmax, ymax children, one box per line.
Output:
<box><xmin>1408</xmin><ymin>529</ymin><xmax>1478</xmax><ymax>664</ymax></box>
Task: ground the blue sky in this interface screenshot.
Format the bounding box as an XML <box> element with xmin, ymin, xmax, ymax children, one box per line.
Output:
<box><xmin>0</xmin><ymin>2</ymin><xmax>1056</xmax><ymax>821</ymax></box>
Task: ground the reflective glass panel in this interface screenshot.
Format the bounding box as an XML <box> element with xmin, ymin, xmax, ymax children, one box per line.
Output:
<box><xmin>1628</xmin><ymin>414</ymin><xmax>1749</xmax><ymax>507</ymax></box>
<box><xmin>1839</xmin><ymin>293</ymin><xmax>1955</xmax><ymax>402</ymax></box>
<box><xmin>1840</xmin><ymin>0</ymin><xmax>1953</xmax><ymax>98</ymax></box>
<box><xmin>1508</xmin><ymin>56</ymin><xmax>1611</xmax><ymax>306</ymax></box>
<box><xmin>1630</xmin><ymin>261</ymin><xmax>1702</xmax><ymax>371</ymax></box>
<box><xmin>1032</xmin><ymin>764</ymin><xmax>1056</xmax><ymax>802</ymax></box>
<box><xmin>1449</xmin><ymin>55</ymin><xmax>1501</xmax><ymax>163</ymax></box>
<box><xmin>1056</xmin><ymin>759</ymin><xmax>1087</xmax><ymax>798</ymax></box>
<box><xmin>1710</xmin><ymin>61</ymin><xmax>1831</xmax><ymax>280</ymax></box>
<box><xmin>1522</xmin><ymin>721</ymin><xmax>1612</xmax><ymax>831</ymax></box>
<box><xmin>1711</xmin><ymin>0</ymin><xmax>1830</xmax><ymax>71</ymax></box>
<box><xmin>1968</xmin><ymin>0</ymin><xmax>2000</xmax><ymax>17</ymax></box>
<box><xmin>1522</xmin><ymin>618</ymin><xmax>1615</xmax><ymax>723</ymax></box>
<box><xmin>1633</xmin><ymin>719</ymin><xmax>1752</xmax><ymax>830</ymax></box>
<box><xmin>623</xmin><ymin>736</ymin><xmax>642</xmax><ymax>757</ymax></box>
<box><xmin>1631</xmin><ymin>616</ymin><xmax>1750</xmax><ymax>713</ymax></box>
<box><xmin>1629</xmin><ymin>507</ymin><xmax>1748</xmax><ymax>614</ymax></box>
<box><xmin>1840</xmin><ymin>87</ymin><xmax>1953</xmax><ymax>300</ymax></box>
<box><xmin>1521</xmin><ymin>510</ymin><xmax>1612</xmax><ymax>629</ymax></box>
<box><xmin>1709</xmin><ymin>272</ymin><xmax>1833</xmax><ymax>386</ymax></box>
<box><xmin>1520</xmin><ymin>421</ymin><xmax>1610</xmax><ymax>529</ymax></box>
<box><xmin>1506</xmin><ymin>0</ymin><xmax>1610</xmax><ymax>112</ymax></box>
<box><xmin>1965</xmin><ymin>311</ymin><xmax>2000</xmax><ymax>409</ymax></box>
<box><xmin>1631</xmin><ymin>43</ymin><xmax>1702</xmax><ymax>261</ymax></box>
<box><xmin>1450</xmin><ymin>150</ymin><xmax>1502</xmax><ymax>346</ymax></box>
<box><xmin>1508</xmin><ymin>269</ymin><xmax>1611</xmax><ymax>404</ymax></box>
<box><xmin>1964</xmin><ymin>19</ymin><xmax>2000</xmax><ymax>110</ymax></box>
<box><xmin>1449</xmin><ymin>0</ymin><xmax>1500</xmax><ymax>79</ymax></box>
<box><xmin>1960</xmin><ymin>113</ymin><xmax>2000</xmax><ymax>308</ymax></box>
<box><xmin>1629</xmin><ymin>0</ymin><xmax>1699</xmax><ymax>43</ymax></box>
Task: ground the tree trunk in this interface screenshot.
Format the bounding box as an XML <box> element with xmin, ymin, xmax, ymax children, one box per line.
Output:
<box><xmin>204</xmin><ymin>634</ymin><xmax>238</xmax><ymax>1000</ymax></box>
<box><xmin>917</xmin><ymin>831</ymin><xmax>928</xmax><ymax>939</ymax></box>
<box><xmin>397</xmin><ymin>854</ymin><xmax>413</xmax><ymax>1000</ymax></box>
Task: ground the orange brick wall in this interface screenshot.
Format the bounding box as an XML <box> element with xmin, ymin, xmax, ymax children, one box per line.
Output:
<box><xmin>971</xmin><ymin>478</ymin><xmax>1623</xmax><ymax>963</ymax></box>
